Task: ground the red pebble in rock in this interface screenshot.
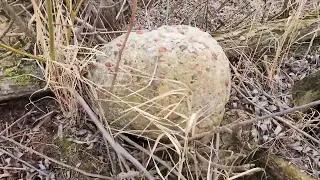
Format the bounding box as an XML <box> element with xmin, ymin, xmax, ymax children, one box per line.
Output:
<box><xmin>225</xmin><ymin>80</ymin><xmax>229</xmax><ymax>87</ymax></box>
<box><xmin>159</xmin><ymin>47</ymin><xmax>167</xmax><ymax>53</ymax></box>
<box><xmin>159</xmin><ymin>75</ymin><xmax>165</xmax><ymax>79</ymax></box>
<box><xmin>212</xmin><ymin>53</ymin><xmax>217</xmax><ymax>61</ymax></box>
<box><xmin>136</xmin><ymin>26</ymin><xmax>144</xmax><ymax>35</ymax></box>
<box><xmin>90</xmin><ymin>62</ymin><xmax>97</xmax><ymax>68</ymax></box>
<box><xmin>116</xmin><ymin>42</ymin><xmax>122</xmax><ymax>47</ymax></box>
<box><xmin>105</xmin><ymin>62</ymin><xmax>112</xmax><ymax>68</ymax></box>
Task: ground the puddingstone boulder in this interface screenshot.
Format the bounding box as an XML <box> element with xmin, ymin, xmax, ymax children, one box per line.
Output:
<box><xmin>88</xmin><ymin>25</ymin><xmax>231</xmax><ymax>140</ymax></box>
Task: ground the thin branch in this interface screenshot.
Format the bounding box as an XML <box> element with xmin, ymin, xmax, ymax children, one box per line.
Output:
<box><xmin>0</xmin><ymin>148</ymin><xmax>48</xmax><ymax>176</ymax></box>
<box><xmin>212</xmin><ymin>133</ymin><xmax>220</xmax><ymax>180</ymax></box>
<box><xmin>196</xmin><ymin>152</ymin><xmax>253</xmax><ymax>172</ymax></box>
<box><xmin>156</xmin><ymin>99</ymin><xmax>320</xmax><ymax>151</ymax></box>
<box><xmin>0</xmin><ymin>0</ymin><xmax>36</xmax><ymax>40</ymax></box>
<box><xmin>119</xmin><ymin>134</ymin><xmax>187</xmax><ymax>180</ymax></box>
<box><xmin>0</xmin><ymin>20</ymin><xmax>13</xmax><ymax>40</ymax></box>
<box><xmin>0</xmin><ymin>42</ymin><xmax>45</xmax><ymax>62</ymax></box>
<box><xmin>232</xmin><ymin>87</ymin><xmax>320</xmax><ymax>145</ymax></box>
<box><xmin>74</xmin><ymin>93</ymin><xmax>155</xmax><ymax>180</ymax></box>
<box><xmin>228</xmin><ymin>168</ymin><xmax>264</xmax><ymax>180</ymax></box>
<box><xmin>75</xmin><ymin>17</ymin><xmax>107</xmax><ymax>44</ymax></box>
<box><xmin>109</xmin><ymin>0</ymin><xmax>138</xmax><ymax>94</ymax></box>
<box><xmin>0</xmin><ymin>109</ymin><xmax>34</xmax><ymax>136</ymax></box>
<box><xmin>0</xmin><ymin>136</ymin><xmax>113</xmax><ymax>179</ymax></box>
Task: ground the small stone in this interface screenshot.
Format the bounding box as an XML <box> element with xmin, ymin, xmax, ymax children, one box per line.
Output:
<box><xmin>146</xmin><ymin>47</ymin><xmax>154</xmax><ymax>54</ymax></box>
<box><xmin>257</xmin><ymin>101</ymin><xmax>268</xmax><ymax>107</ymax></box>
<box><xmin>252</xmin><ymin>89</ymin><xmax>258</xmax><ymax>94</ymax></box>
<box><xmin>260</xmin><ymin>96</ymin><xmax>267</xmax><ymax>101</ymax></box>
<box><xmin>268</xmin><ymin>105</ymin><xmax>277</xmax><ymax>112</ymax></box>
<box><xmin>232</xmin><ymin>102</ymin><xmax>237</xmax><ymax>108</ymax></box>
<box><xmin>251</xmin><ymin>96</ymin><xmax>258</xmax><ymax>103</ymax></box>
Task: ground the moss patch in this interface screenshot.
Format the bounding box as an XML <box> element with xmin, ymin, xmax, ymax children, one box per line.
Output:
<box><xmin>56</xmin><ymin>138</ymin><xmax>74</xmax><ymax>158</ymax></box>
<box><xmin>2</xmin><ymin>66</ymin><xmax>37</xmax><ymax>85</ymax></box>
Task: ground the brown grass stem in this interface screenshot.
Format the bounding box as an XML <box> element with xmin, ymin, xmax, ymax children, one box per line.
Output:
<box><xmin>0</xmin><ymin>20</ymin><xmax>13</xmax><ymax>40</ymax></box>
<box><xmin>156</xmin><ymin>99</ymin><xmax>320</xmax><ymax>151</ymax></box>
<box><xmin>74</xmin><ymin>92</ymin><xmax>155</xmax><ymax>180</ymax></box>
<box><xmin>119</xmin><ymin>134</ymin><xmax>187</xmax><ymax>180</ymax></box>
<box><xmin>0</xmin><ymin>135</ymin><xmax>113</xmax><ymax>179</ymax></box>
<box><xmin>0</xmin><ymin>0</ymin><xmax>36</xmax><ymax>40</ymax></box>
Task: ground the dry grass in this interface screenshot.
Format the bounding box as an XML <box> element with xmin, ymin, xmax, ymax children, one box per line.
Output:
<box><xmin>0</xmin><ymin>0</ymin><xmax>319</xmax><ymax>179</ymax></box>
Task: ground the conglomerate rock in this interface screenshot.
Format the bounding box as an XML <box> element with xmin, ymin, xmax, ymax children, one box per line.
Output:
<box><xmin>88</xmin><ymin>25</ymin><xmax>231</xmax><ymax>140</ymax></box>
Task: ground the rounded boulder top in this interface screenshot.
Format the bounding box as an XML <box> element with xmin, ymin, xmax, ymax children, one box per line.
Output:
<box><xmin>88</xmin><ymin>25</ymin><xmax>231</xmax><ymax>140</ymax></box>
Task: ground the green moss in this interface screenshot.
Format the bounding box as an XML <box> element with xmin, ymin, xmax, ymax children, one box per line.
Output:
<box><xmin>2</xmin><ymin>66</ymin><xmax>38</xmax><ymax>85</ymax></box>
<box><xmin>82</xmin><ymin>162</ymin><xmax>97</xmax><ymax>172</ymax></box>
<box><xmin>56</xmin><ymin>138</ymin><xmax>74</xmax><ymax>158</ymax></box>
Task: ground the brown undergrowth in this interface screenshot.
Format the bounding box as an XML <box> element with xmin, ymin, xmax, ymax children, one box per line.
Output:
<box><xmin>0</xmin><ymin>0</ymin><xmax>319</xmax><ymax>179</ymax></box>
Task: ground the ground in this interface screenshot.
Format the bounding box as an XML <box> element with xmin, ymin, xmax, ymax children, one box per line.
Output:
<box><xmin>0</xmin><ymin>98</ymin><xmax>113</xmax><ymax>179</ymax></box>
<box><xmin>0</xmin><ymin>0</ymin><xmax>319</xmax><ymax>179</ymax></box>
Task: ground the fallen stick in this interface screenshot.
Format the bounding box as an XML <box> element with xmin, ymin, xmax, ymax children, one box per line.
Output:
<box><xmin>75</xmin><ymin>92</ymin><xmax>155</xmax><ymax>180</ymax></box>
<box><xmin>155</xmin><ymin>99</ymin><xmax>320</xmax><ymax>151</ymax></box>
<box><xmin>0</xmin><ymin>135</ymin><xmax>112</xmax><ymax>179</ymax></box>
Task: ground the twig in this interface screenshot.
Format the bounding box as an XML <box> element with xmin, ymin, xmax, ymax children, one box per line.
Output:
<box><xmin>0</xmin><ymin>148</ymin><xmax>48</xmax><ymax>176</ymax></box>
<box><xmin>116</xmin><ymin>0</ymin><xmax>127</xmax><ymax>20</ymax></box>
<box><xmin>204</xmin><ymin>0</ymin><xmax>209</xmax><ymax>31</ymax></box>
<box><xmin>116</xmin><ymin>171</ymin><xmax>142</xmax><ymax>179</ymax></box>
<box><xmin>80</xmin><ymin>30</ymin><xmax>137</xmax><ymax>35</ymax></box>
<box><xmin>196</xmin><ymin>152</ymin><xmax>253</xmax><ymax>172</ymax></box>
<box><xmin>212</xmin><ymin>133</ymin><xmax>220</xmax><ymax>180</ymax></box>
<box><xmin>0</xmin><ymin>0</ymin><xmax>36</xmax><ymax>40</ymax></box>
<box><xmin>0</xmin><ymin>42</ymin><xmax>45</xmax><ymax>62</ymax></box>
<box><xmin>75</xmin><ymin>17</ymin><xmax>107</xmax><ymax>44</ymax></box>
<box><xmin>227</xmin><ymin>168</ymin><xmax>264</xmax><ymax>180</ymax></box>
<box><xmin>118</xmin><ymin>134</ymin><xmax>187</xmax><ymax>180</ymax></box>
<box><xmin>154</xmin><ymin>126</ymin><xmax>233</xmax><ymax>152</ymax></box>
<box><xmin>0</xmin><ymin>20</ymin><xmax>13</xmax><ymax>40</ymax></box>
<box><xmin>109</xmin><ymin>0</ymin><xmax>137</xmax><ymax>94</ymax></box>
<box><xmin>32</xmin><ymin>110</ymin><xmax>57</xmax><ymax>131</ymax></box>
<box><xmin>17</xmin><ymin>3</ymin><xmax>33</xmax><ymax>16</ymax></box>
<box><xmin>3</xmin><ymin>32</ymin><xmax>25</xmax><ymax>37</ymax></box>
<box><xmin>0</xmin><ymin>136</ymin><xmax>113</xmax><ymax>179</ymax></box>
<box><xmin>0</xmin><ymin>109</ymin><xmax>34</xmax><ymax>136</ymax></box>
<box><xmin>233</xmin><ymin>86</ymin><xmax>320</xmax><ymax>145</ymax></box>
<box><xmin>103</xmin><ymin>138</ymin><xmax>117</xmax><ymax>178</ymax></box>
<box><xmin>156</xmin><ymin>99</ymin><xmax>320</xmax><ymax>151</ymax></box>
<box><xmin>75</xmin><ymin>93</ymin><xmax>155</xmax><ymax>180</ymax></box>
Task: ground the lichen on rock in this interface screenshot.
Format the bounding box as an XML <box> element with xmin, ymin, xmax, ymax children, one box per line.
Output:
<box><xmin>88</xmin><ymin>25</ymin><xmax>231</xmax><ymax>140</ymax></box>
<box><xmin>0</xmin><ymin>54</ymin><xmax>44</xmax><ymax>102</ymax></box>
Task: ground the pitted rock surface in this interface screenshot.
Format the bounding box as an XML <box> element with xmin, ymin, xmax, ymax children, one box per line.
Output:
<box><xmin>88</xmin><ymin>25</ymin><xmax>231</xmax><ymax>140</ymax></box>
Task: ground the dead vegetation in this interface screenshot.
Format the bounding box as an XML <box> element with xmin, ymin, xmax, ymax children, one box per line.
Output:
<box><xmin>0</xmin><ymin>0</ymin><xmax>319</xmax><ymax>179</ymax></box>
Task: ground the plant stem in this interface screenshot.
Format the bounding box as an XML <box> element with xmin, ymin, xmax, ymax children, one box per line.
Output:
<box><xmin>0</xmin><ymin>42</ymin><xmax>45</xmax><ymax>62</ymax></box>
<box><xmin>46</xmin><ymin>0</ymin><xmax>56</xmax><ymax>61</ymax></box>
